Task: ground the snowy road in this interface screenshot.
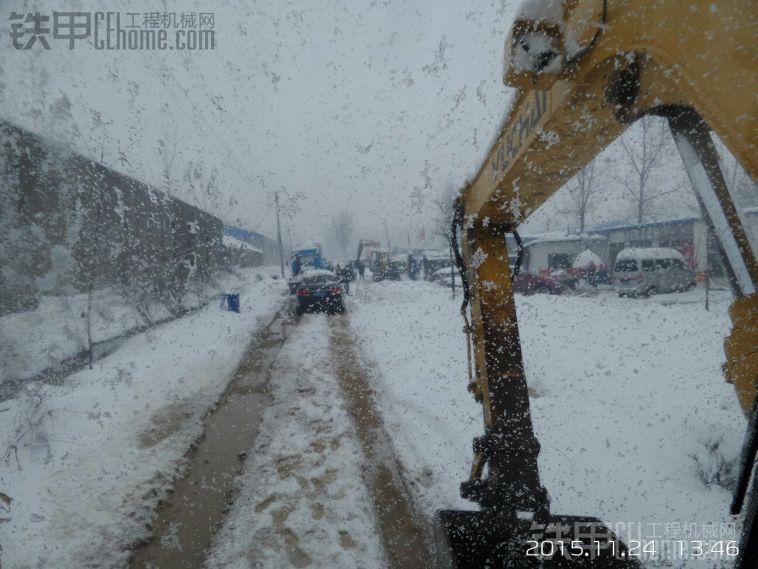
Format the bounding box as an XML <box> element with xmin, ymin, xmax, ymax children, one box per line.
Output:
<box><xmin>137</xmin><ymin>303</ymin><xmax>432</xmax><ymax>569</ymax></box>
<box><xmin>0</xmin><ymin>271</ymin><xmax>285</xmax><ymax>569</ymax></box>
<box><xmin>130</xmin><ymin>316</ymin><xmax>291</xmax><ymax>569</ymax></box>
<box><xmin>204</xmin><ymin>314</ymin><xmax>390</xmax><ymax>569</ymax></box>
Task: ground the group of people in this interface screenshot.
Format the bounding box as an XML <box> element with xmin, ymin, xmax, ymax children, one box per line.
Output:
<box><xmin>334</xmin><ymin>261</ymin><xmax>362</xmax><ymax>295</ymax></box>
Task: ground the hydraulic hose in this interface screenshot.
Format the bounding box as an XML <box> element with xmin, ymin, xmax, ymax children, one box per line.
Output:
<box><xmin>511</xmin><ymin>230</ymin><xmax>523</xmax><ymax>278</ymax></box>
<box><xmin>450</xmin><ymin>199</ymin><xmax>469</xmax><ymax>317</ymax></box>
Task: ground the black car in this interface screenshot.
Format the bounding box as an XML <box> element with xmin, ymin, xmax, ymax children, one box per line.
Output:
<box><xmin>295</xmin><ymin>271</ymin><xmax>346</xmax><ymax>315</ymax></box>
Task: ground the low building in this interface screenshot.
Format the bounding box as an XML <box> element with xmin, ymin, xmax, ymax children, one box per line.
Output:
<box><xmin>518</xmin><ymin>217</ymin><xmax>727</xmax><ymax>281</ymax></box>
<box><xmin>520</xmin><ymin>234</ymin><xmax>609</xmax><ymax>273</ymax></box>
<box><xmin>224</xmin><ymin>226</ymin><xmax>281</xmax><ymax>266</ymax></box>
<box><xmin>587</xmin><ymin>217</ymin><xmax>710</xmax><ymax>276</ymax></box>
<box><xmin>222</xmin><ymin>235</ymin><xmax>263</xmax><ymax>268</ymax></box>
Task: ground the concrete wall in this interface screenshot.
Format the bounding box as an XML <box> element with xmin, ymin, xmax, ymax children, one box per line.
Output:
<box><xmin>0</xmin><ymin>120</ymin><xmax>226</xmax><ymax>315</ymax></box>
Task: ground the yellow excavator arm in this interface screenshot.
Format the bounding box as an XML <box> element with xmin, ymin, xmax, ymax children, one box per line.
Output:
<box><xmin>436</xmin><ymin>2</ymin><xmax>758</xmax><ymax>568</ymax></box>
<box><xmin>464</xmin><ymin>0</ymin><xmax>757</xmax><ymax>227</ymax></box>
<box><xmin>460</xmin><ymin>0</ymin><xmax>757</xmax><ymax>422</ymax></box>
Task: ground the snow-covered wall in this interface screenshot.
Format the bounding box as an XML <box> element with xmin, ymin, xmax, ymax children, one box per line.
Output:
<box><xmin>0</xmin><ymin>120</ymin><xmax>225</xmax><ymax>315</ymax></box>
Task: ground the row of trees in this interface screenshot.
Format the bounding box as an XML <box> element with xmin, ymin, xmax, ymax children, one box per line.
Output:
<box><xmin>429</xmin><ymin>115</ymin><xmax>708</xmax><ymax>238</ymax></box>
<box><xmin>561</xmin><ymin>116</ymin><xmax>694</xmax><ymax>233</ymax></box>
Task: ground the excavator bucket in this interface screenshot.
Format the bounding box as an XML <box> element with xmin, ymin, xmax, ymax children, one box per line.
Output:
<box><xmin>434</xmin><ymin>510</ymin><xmax>641</xmax><ymax>569</ymax></box>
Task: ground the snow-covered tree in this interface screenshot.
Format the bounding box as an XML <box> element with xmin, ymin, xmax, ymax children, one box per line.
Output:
<box><xmin>329</xmin><ymin>209</ymin><xmax>354</xmax><ymax>259</ymax></box>
<box><xmin>616</xmin><ymin>116</ymin><xmax>687</xmax><ymax>224</ymax></box>
<box><xmin>563</xmin><ymin>159</ymin><xmax>598</xmax><ymax>234</ymax></box>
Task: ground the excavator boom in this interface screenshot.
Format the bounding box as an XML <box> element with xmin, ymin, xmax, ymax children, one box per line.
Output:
<box><xmin>437</xmin><ymin>1</ymin><xmax>758</xmax><ymax>567</ymax></box>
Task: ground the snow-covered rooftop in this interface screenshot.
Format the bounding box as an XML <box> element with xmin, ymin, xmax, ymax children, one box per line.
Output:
<box><xmin>293</xmin><ymin>242</ymin><xmax>321</xmax><ymax>252</ymax></box>
<box><xmin>223</xmin><ymin>235</ymin><xmax>263</xmax><ymax>254</ymax></box>
<box><xmin>616</xmin><ymin>247</ymin><xmax>684</xmax><ymax>261</ymax></box>
<box><xmin>524</xmin><ymin>232</ymin><xmax>607</xmax><ymax>246</ymax></box>
<box><xmin>422</xmin><ymin>249</ymin><xmax>450</xmax><ymax>260</ymax></box>
<box><xmin>300</xmin><ymin>268</ymin><xmax>336</xmax><ymax>278</ymax></box>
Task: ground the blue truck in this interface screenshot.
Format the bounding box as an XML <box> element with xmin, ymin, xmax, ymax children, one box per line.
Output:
<box><xmin>288</xmin><ymin>243</ymin><xmax>329</xmax><ymax>294</ymax></box>
<box><xmin>290</xmin><ymin>243</ymin><xmax>325</xmax><ymax>276</ymax></box>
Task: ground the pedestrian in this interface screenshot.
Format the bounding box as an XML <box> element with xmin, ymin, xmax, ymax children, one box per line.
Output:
<box><xmin>337</xmin><ymin>264</ymin><xmax>351</xmax><ymax>295</ymax></box>
<box><xmin>357</xmin><ymin>260</ymin><xmax>366</xmax><ymax>280</ymax></box>
<box><xmin>409</xmin><ymin>255</ymin><xmax>419</xmax><ymax>280</ymax></box>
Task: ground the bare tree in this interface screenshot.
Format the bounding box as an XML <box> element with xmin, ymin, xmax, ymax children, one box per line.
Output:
<box><xmin>157</xmin><ymin>126</ymin><xmax>178</xmax><ymax>193</ymax></box>
<box><xmin>185</xmin><ymin>162</ymin><xmax>221</xmax><ymax>215</ymax></box>
<box><xmin>563</xmin><ymin>159</ymin><xmax>598</xmax><ymax>233</ymax></box>
<box><xmin>276</xmin><ymin>187</ymin><xmax>306</xmax><ymax>219</ymax></box>
<box><xmin>330</xmin><ymin>210</ymin><xmax>354</xmax><ymax>259</ymax></box>
<box><xmin>616</xmin><ymin>116</ymin><xmax>686</xmax><ymax>224</ymax></box>
<box><xmin>718</xmin><ymin>142</ymin><xmax>758</xmax><ymax>209</ymax></box>
<box><xmin>432</xmin><ymin>183</ymin><xmax>459</xmax><ymax>241</ymax></box>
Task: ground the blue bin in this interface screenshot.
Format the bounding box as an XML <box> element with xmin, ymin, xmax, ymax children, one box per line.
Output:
<box><xmin>225</xmin><ymin>293</ymin><xmax>240</xmax><ymax>313</ymax></box>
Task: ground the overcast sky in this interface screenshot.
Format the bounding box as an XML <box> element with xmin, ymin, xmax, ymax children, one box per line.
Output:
<box><xmin>2</xmin><ymin>0</ymin><xmax>700</xmax><ymax>256</ymax></box>
<box><xmin>1</xmin><ymin>1</ymin><xmax>524</xmax><ymax>245</ymax></box>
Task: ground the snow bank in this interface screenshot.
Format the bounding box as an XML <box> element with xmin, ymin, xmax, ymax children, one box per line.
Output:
<box><xmin>350</xmin><ymin>280</ymin><xmax>746</xmax><ymax>567</ymax></box>
<box><xmin>0</xmin><ymin>269</ymin><xmax>285</xmax><ymax>569</ymax></box>
<box><xmin>0</xmin><ymin>289</ymin><xmax>170</xmax><ymax>388</ymax></box>
<box><xmin>350</xmin><ymin>281</ymin><xmax>481</xmax><ymax>515</ymax></box>
<box><xmin>0</xmin><ymin>268</ymin><xmax>280</xmax><ymax>390</ymax></box>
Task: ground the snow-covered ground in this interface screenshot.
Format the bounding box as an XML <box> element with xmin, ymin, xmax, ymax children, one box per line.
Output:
<box><xmin>0</xmin><ymin>268</ymin><xmax>285</xmax><ymax>569</ymax></box>
<box><xmin>350</xmin><ymin>279</ymin><xmax>747</xmax><ymax>567</ymax></box>
<box><xmin>0</xmin><ymin>273</ymin><xmax>747</xmax><ymax>569</ymax></box>
<box><xmin>205</xmin><ymin>315</ymin><xmax>386</xmax><ymax>569</ymax></box>
<box><xmin>0</xmin><ymin>268</ymin><xmax>283</xmax><ymax>389</ymax></box>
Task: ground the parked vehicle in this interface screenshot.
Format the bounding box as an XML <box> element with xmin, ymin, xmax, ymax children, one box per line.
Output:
<box><xmin>429</xmin><ymin>266</ymin><xmax>459</xmax><ymax>287</ymax></box>
<box><xmin>546</xmin><ymin>268</ymin><xmax>578</xmax><ymax>291</ymax></box>
<box><xmin>369</xmin><ymin>249</ymin><xmax>402</xmax><ymax>281</ymax></box>
<box><xmin>294</xmin><ymin>270</ymin><xmax>345</xmax><ymax>315</ymax></box>
<box><xmin>512</xmin><ymin>271</ymin><xmax>567</xmax><ymax>295</ymax></box>
<box><xmin>421</xmin><ymin>249</ymin><xmax>452</xmax><ymax>279</ymax></box>
<box><xmin>613</xmin><ymin>247</ymin><xmax>696</xmax><ymax>297</ymax></box>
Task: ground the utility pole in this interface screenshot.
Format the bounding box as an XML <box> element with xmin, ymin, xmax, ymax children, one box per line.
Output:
<box><xmin>383</xmin><ymin>219</ymin><xmax>391</xmax><ymax>249</ymax></box>
<box><xmin>275</xmin><ymin>192</ymin><xmax>285</xmax><ymax>278</ymax></box>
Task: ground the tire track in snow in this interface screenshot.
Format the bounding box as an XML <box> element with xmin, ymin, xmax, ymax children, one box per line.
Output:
<box><xmin>328</xmin><ymin>314</ymin><xmax>434</xmax><ymax>569</ymax></box>
<box><xmin>203</xmin><ymin>314</ymin><xmax>387</xmax><ymax>569</ymax></box>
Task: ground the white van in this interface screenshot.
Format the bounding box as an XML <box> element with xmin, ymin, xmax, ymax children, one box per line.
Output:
<box><xmin>613</xmin><ymin>247</ymin><xmax>696</xmax><ymax>297</ymax></box>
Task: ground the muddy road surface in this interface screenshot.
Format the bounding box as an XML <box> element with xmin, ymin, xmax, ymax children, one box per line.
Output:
<box><xmin>130</xmin><ymin>307</ymin><xmax>432</xmax><ymax>568</ymax></box>
<box><xmin>129</xmin><ymin>314</ymin><xmax>289</xmax><ymax>569</ymax></box>
<box><xmin>328</xmin><ymin>314</ymin><xmax>433</xmax><ymax>569</ymax></box>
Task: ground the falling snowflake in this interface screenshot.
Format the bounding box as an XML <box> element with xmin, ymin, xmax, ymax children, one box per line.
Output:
<box><xmin>471</xmin><ymin>247</ymin><xmax>488</xmax><ymax>270</ymax></box>
<box><xmin>160</xmin><ymin>522</ymin><xmax>183</xmax><ymax>552</ymax></box>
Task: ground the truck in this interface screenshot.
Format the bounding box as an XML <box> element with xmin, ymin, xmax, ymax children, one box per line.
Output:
<box><xmin>288</xmin><ymin>243</ymin><xmax>327</xmax><ymax>293</ymax></box>
<box><xmin>368</xmin><ymin>249</ymin><xmax>403</xmax><ymax>281</ymax></box>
